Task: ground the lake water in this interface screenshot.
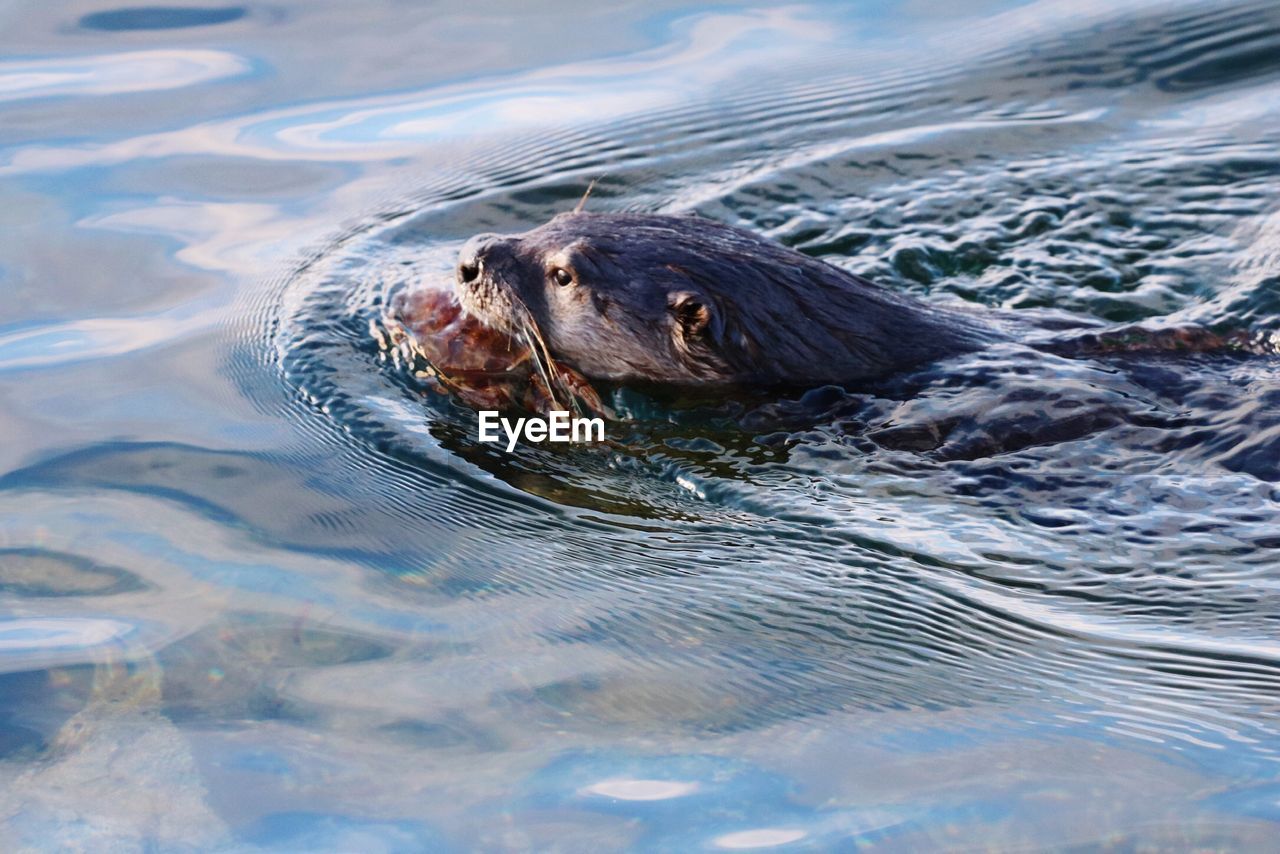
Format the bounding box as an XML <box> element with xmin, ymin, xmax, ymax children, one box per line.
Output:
<box><xmin>2</xmin><ymin>0</ymin><xmax>1280</xmax><ymax>850</ymax></box>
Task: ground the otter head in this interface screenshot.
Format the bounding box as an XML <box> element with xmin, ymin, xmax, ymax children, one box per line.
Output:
<box><xmin>453</xmin><ymin>210</ymin><xmax>985</xmax><ymax>389</ymax></box>
<box><xmin>454</xmin><ymin>211</ymin><xmax>739</xmax><ymax>385</ymax></box>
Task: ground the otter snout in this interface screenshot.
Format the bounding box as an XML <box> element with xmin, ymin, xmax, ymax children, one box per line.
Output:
<box><xmin>456</xmin><ymin>233</ymin><xmax>503</xmax><ymax>286</ymax></box>
<box><xmin>457</xmin><ymin>233</ymin><xmax>525</xmax><ymax>288</ymax></box>
<box><xmin>454</xmin><ymin>233</ymin><xmax>529</xmax><ymax>333</ymax></box>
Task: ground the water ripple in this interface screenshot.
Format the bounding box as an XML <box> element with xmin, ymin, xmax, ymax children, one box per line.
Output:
<box><xmin>4</xmin><ymin>0</ymin><xmax>1279</xmax><ymax>846</ymax></box>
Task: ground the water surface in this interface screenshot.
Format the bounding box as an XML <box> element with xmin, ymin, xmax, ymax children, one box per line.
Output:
<box><xmin>2</xmin><ymin>0</ymin><xmax>1279</xmax><ymax>849</ymax></box>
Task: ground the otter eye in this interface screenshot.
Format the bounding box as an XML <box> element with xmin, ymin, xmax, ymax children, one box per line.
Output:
<box><xmin>551</xmin><ymin>267</ymin><xmax>574</xmax><ymax>287</ymax></box>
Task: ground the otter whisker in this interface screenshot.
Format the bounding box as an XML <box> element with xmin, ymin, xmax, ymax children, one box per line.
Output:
<box><xmin>520</xmin><ymin>326</ymin><xmax>563</xmax><ymax>411</ymax></box>
<box><xmin>509</xmin><ymin>295</ymin><xmax>592</xmax><ymax>417</ymax></box>
<box><xmin>573</xmin><ymin>177</ymin><xmax>601</xmax><ymax>214</ymax></box>
<box><xmin>504</xmin><ymin>291</ymin><xmax>567</xmax><ymax>412</ymax></box>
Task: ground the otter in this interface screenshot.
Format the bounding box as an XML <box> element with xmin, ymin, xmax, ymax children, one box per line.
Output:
<box><xmin>451</xmin><ymin>211</ymin><xmax>1007</xmax><ymax>388</ymax></box>
<box><xmin>382</xmin><ymin>210</ymin><xmax>1271</xmax><ymax>421</ymax></box>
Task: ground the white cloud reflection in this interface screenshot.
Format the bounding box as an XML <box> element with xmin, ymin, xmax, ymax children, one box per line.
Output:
<box><xmin>580</xmin><ymin>778</ymin><xmax>701</xmax><ymax>800</ymax></box>
<box><xmin>2</xmin><ymin>8</ymin><xmax>831</xmax><ymax>173</ymax></box>
<box><xmin>714</xmin><ymin>828</ymin><xmax>808</xmax><ymax>849</ymax></box>
<box><xmin>0</xmin><ymin>49</ymin><xmax>251</xmax><ymax>102</ymax></box>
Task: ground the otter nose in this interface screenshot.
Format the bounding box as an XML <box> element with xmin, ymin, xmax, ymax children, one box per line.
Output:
<box><xmin>457</xmin><ymin>233</ymin><xmax>501</xmax><ymax>285</ymax></box>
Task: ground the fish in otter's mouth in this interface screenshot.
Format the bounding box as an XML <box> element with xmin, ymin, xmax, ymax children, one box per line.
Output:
<box><xmin>381</xmin><ymin>276</ymin><xmax>606</xmax><ymax>419</ymax></box>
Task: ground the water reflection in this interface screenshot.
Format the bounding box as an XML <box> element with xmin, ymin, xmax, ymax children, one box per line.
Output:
<box><xmin>1</xmin><ymin>0</ymin><xmax>1279</xmax><ymax>848</ymax></box>
<box><xmin>0</xmin><ymin>618</ymin><xmax>135</xmax><ymax>653</ymax></box>
<box><xmin>0</xmin><ymin>49</ymin><xmax>250</xmax><ymax>103</ymax></box>
<box><xmin>78</xmin><ymin>6</ymin><xmax>248</xmax><ymax>32</ymax></box>
<box><xmin>4</xmin><ymin>8</ymin><xmax>832</xmax><ymax>172</ymax></box>
<box><xmin>0</xmin><ymin>548</ymin><xmax>148</xmax><ymax>597</ymax></box>
<box><xmin>0</xmin><ymin>308</ymin><xmax>226</xmax><ymax>369</ymax></box>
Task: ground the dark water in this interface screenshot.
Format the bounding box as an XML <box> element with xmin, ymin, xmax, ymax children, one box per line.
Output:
<box><xmin>3</xmin><ymin>0</ymin><xmax>1280</xmax><ymax>849</ymax></box>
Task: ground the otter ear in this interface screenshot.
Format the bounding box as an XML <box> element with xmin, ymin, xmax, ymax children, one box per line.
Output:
<box><xmin>668</xmin><ymin>291</ymin><xmax>714</xmax><ymax>340</ymax></box>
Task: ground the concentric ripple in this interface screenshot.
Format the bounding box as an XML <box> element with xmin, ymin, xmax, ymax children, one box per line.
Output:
<box><xmin>48</xmin><ymin>5</ymin><xmax>1258</xmax><ymax>849</ymax></box>
<box><xmin>220</xmin><ymin>0</ymin><xmax>1280</xmax><ymax>782</ymax></box>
